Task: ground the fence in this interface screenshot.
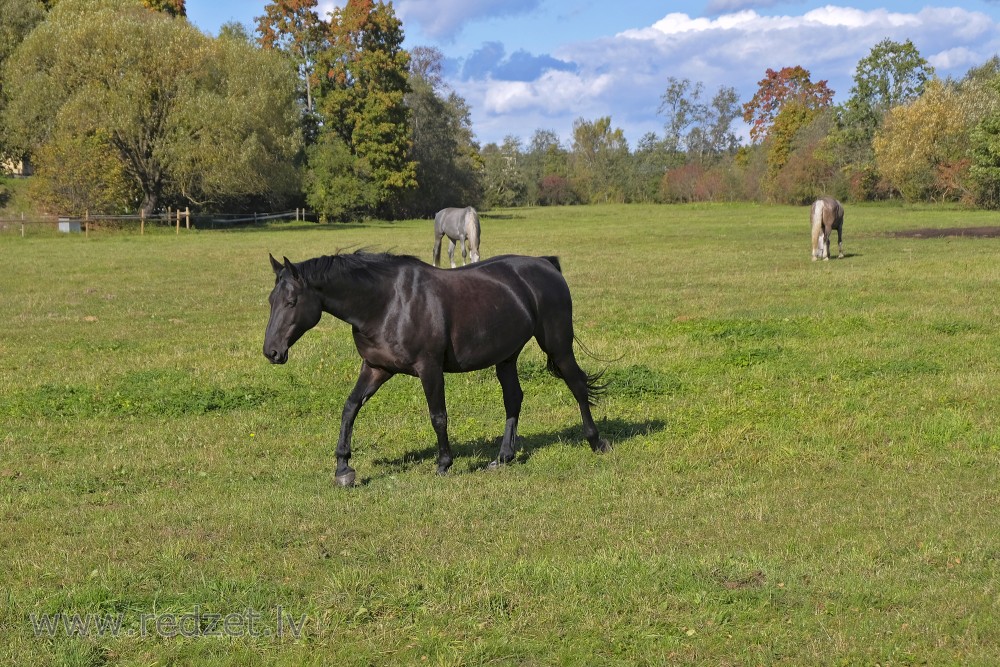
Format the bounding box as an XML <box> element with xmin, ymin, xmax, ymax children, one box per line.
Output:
<box><xmin>0</xmin><ymin>208</ymin><xmax>317</xmax><ymax>237</ymax></box>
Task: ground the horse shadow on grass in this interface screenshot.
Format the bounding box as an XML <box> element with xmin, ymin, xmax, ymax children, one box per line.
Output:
<box><xmin>369</xmin><ymin>417</ymin><xmax>666</xmax><ymax>479</ymax></box>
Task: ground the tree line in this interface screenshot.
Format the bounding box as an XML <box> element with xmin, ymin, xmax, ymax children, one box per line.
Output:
<box><xmin>3</xmin><ymin>0</ymin><xmax>1000</xmax><ymax>219</ymax></box>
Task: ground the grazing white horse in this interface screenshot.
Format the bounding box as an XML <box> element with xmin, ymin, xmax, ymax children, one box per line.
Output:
<box><xmin>433</xmin><ymin>206</ymin><xmax>481</xmax><ymax>268</ymax></box>
<box><xmin>810</xmin><ymin>197</ymin><xmax>844</xmax><ymax>261</ymax></box>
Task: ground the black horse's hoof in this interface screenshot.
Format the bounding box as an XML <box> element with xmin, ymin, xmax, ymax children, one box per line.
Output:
<box><xmin>592</xmin><ymin>438</ymin><xmax>612</xmax><ymax>454</ymax></box>
<box><xmin>334</xmin><ymin>469</ymin><xmax>357</xmax><ymax>487</ymax></box>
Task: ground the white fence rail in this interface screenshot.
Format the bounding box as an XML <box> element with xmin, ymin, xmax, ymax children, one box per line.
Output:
<box><xmin>0</xmin><ymin>209</ymin><xmax>317</xmax><ymax>236</ymax></box>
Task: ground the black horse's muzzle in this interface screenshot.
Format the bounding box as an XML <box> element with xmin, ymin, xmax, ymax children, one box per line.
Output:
<box><xmin>263</xmin><ymin>346</ymin><xmax>288</xmax><ymax>364</ymax></box>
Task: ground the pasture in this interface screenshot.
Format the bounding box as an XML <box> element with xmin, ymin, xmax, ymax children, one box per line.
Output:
<box><xmin>1</xmin><ymin>203</ymin><xmax>998</xmax><ymax>665</ymax></box>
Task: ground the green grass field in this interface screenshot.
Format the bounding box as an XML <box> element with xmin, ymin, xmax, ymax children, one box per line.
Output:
<box><xmin>1</xmin><ymin>203</ymin><xmax>998</xmax><ymax>665</ymax></box>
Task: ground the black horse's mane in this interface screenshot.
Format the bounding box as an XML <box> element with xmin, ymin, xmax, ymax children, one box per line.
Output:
<box><xmin>299</xmin><ymin>250</ymin><xmax>424</xmax><ymax>284</ymax></box>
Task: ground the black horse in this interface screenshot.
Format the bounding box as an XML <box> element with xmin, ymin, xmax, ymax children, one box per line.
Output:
<box><xmin>263</xmin><ymin>251</ymin><xmax>610</xmax><ymax>486</ymax></box>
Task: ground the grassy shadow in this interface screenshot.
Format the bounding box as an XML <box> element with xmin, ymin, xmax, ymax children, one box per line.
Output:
<box><xmin>370</xmin><ymin>417</ymin><xmax>667</xmax><ymax>477</ymax></box>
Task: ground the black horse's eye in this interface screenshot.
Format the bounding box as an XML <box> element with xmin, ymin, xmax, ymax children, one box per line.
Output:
<box><xmin>287</xmin><ymin>299</ymin><xmax>297</xmax><ymax>307</ymax></box>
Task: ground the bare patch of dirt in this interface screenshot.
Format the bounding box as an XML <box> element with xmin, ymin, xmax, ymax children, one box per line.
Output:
<box><xmin>889</xmin><ymin>226</ymin><xmax>1000</xmax><ymax>239</ymax></box>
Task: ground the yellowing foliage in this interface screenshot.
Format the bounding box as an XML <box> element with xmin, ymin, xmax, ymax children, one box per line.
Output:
<box><xmin>873</xmin><ymin>80</ymin><xmax>974</xmax><ymax>201</ymax></box>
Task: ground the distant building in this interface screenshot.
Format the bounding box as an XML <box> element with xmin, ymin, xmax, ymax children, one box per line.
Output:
<box><xmin>1</xmin><ymin>157</ymin><xmax>32</xmax><ymax>177</ymax></box>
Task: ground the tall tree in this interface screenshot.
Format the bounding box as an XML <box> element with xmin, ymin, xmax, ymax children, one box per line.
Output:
<box><xmin>659</xmin><ymin>77</ymin><xmax>704</xmax><ymax>154</ymax></box>
<box><xmin>480</xmin><ymin>137</ymin><xmax>527</xmax><ymax>208</ymax></box>
<box><xmin>966</xmin><ymin>61</ymin><xmax>1000</xmax><ymax>208</ymax></box>
<box><xmin>742</xmin><ymin>66</ymin><xmax>834</xmax><ymax>144</ymax></box>
<box><xmin>399</xmin><ymin>46</ymin><xmax>481</xmax><ymax>217</ymax></box>
<box><xmin>630</xmin><ymin>132</ymin><xmax>674</xmax><ymax>203</ymax></box>
<box><xmin>659</xmin><ymin>77</ymin><xmax>740</xmax><ymax>164</ymax></box>
<box><xmin>836</xmin><ymin>38</ymin><xmax>934</xmax><ymax>191</ymax></box>
<box><xmin>0</xmin><ymin>0</ymin><xmax>45</xmax><ymax>165</ymax></box>
<box><xmin>309</xmin><ymin>0</ymin><xmax>416</xmax><ymax>218</ymax></box>
<box><xmin>523</xmin><ymin>129</ymin><xmax>571</xmax><ymax>205</ymax></box>
<box><xmin>3</xmin><ymin>0</ymin><xmax>300</xmax><ymax>214</ymax></box>
<box><xmin>846</xmin><ymin>39</ymin><xmax>933</xmax><ymax>122</ymax></box>
<box><xmin>256</xmin><ymin>0</ymin><xmax>326</xmax><ymax>141</ymax></box>
<box><xmin>569</xmin><ymin>116</ymin><xmax>629</xmax><ymax>203</ymax></box>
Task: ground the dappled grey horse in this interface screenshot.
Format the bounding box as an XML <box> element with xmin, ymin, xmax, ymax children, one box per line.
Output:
<box><xmin>810</xmin><ymin>197</ymin><xmax>844</xmax><ymax>260</ymax></box>
<box><xmin>433</xmin><ymin>206</ymin><xmax>481</xmax><ymax>268</ymax></box>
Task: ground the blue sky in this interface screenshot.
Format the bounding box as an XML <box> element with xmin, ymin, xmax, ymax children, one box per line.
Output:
<box><xmin>186</xmin><ymin>1</ymin><xmax>1000</xmax><ymax>147</ymax></box>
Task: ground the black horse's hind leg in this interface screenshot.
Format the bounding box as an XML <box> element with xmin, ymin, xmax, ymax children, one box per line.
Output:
<box><xmin>335</xmin><ymin>361</ymin><xmax>393</xmax><ymax>486</ymax></box>
<box><xmin>491</xmin><ymin>359</ymin><xmax>523</xmax><ymax>468</ymax></box>
<box><xmin>550</xmin><ymin>352</ymin><xmax>611</xmax><ymax>454</ymax></box>
<box><xmin>537</xmin><ymin>313</ymin><xmax>611</xmax><ymax>454</ymax></box>
<box><xmin>418</xmin><ymin>367</ymin><xmax>453</xmax><ymax>475</ymax></box>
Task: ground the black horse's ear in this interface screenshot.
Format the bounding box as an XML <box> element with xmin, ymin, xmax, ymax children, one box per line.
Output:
<box><xmin>283</xmin><ymin>256</ymin><xmax>302</xmax><ymax>283</ymax></box>
<box><xmin>269</xmin><ymin>253</ymin><xmax>283</xmax><ymax>277</ymax></box>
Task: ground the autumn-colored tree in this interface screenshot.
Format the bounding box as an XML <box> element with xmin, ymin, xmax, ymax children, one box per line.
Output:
<box><xmin>308</xmin><ymin>0</ymin><xmax>416</xmax><ymax>218</ymax></box>
<box><xmin>765</xmin><ymin>102</ymin><xmax>818</xmax><ymax>179</ymax></box>
<box><xmin>771</xmin><ymin>109</ymin><xmax>838</xmax><ymax>204</ymax></box>
<box><xmin>256</xmin><ymin>0</ymin><xmax>325</xmax><ymax>124</ymax></box>
<box><xmin>143</xmin><ymin>0</ymin><xmax>183</xmax><ymax>16</ymax></box>
<box><xmin>742</xmin><ymin>66</ymin><xmax>834</xmax><ymax>144</ymax></box>
<box><xmin>873</xmin><ymin>79</ymin><xmax>973</xmax><ymax>202</ymax></box>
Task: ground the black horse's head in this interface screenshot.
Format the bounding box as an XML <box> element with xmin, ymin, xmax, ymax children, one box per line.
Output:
<box><xmin>263</xmin><ymin>254</ymin><xmax>322</xmax><ymax>364</ymax></box>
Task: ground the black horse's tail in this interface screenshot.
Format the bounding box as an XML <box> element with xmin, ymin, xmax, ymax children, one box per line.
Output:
<box><xmin>539</xmin><ymin>254</ymin><xmax>607</xmax><ymax>405</ymax></box>
<box><xmin>545</xmin><ymin>356</ymin><xmax>606</xmax><ymax>406</ymax></box>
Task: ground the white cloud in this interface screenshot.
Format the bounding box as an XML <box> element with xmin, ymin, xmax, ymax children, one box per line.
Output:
<box><xmin>480</xmin><ymin>71</ymin><xmax>615</xmax><ymax>115</ymax></box>
<box><xmin>447</xmin><ymin>5</ymin><xmax>1000</xmax><ymax>146</ymax></box>
<box><xmin>928</xmin><ymin>46</ymin><xmax>981</xmax><ymax>71</ymax></box>
<box><xmin>316</xmin><ymin>1</ymin><xmax>340</xmax><ymax>19</ymax></box>
<box><xmin>395</xmin><ymin>0</ymin><xmax>540</xmax><ymax>41</ymax></box>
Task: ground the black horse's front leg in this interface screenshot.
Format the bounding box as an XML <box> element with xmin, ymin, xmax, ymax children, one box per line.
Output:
<box><xmin>418</xmin><ymin>368</ymin><xmax>453</xmax><ymax>474</ymax></box>
<box><xmin>490</xmin><ymin>359</ymin><xmax>523</xmax><ymax>469</ymax></box>
<box><xmin>335</xmin><ymin>361</ymin><xmax>392</xmax><ymax>486</ymax></box>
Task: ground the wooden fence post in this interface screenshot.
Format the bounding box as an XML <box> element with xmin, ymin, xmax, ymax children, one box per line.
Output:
<box><xmin>175</xmin><ymin>209</ymin><xmax>180</xmax><ymax>235</ymax></box>
<box><xmin>140</xmin><ymin>210</ymin><xmax>145</xmax><ymax>235</ymax></box>
<box><xmin>185</xmin><ymin>207</ymin><xmax>190</xmax><ymax>230</ymax></box>
<box><xmin>85</xmin><ymin>210</ymin><xmax>89</xmax><ymax>237</ymax></box>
